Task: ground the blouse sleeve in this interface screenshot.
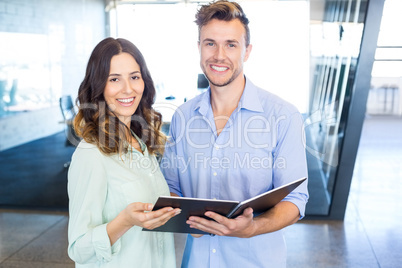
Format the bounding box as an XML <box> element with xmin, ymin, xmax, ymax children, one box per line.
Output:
<box><xmin>67</xmin><ymin>144</ymin><xmax>121</xmax><ymax>264</ymax></box>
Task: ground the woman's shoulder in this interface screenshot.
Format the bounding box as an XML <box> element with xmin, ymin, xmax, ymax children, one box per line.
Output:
<box><xmin>76</xmin><ymin>139</ymin><xmax>97</xmax><ymax>149</ymax></box>
<box><xmin>72</xmin><ymin>140</ymin><xmax>105</xmax><ymax>161</ymax></box>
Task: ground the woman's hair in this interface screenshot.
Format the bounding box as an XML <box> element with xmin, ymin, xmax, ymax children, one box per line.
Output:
<box><xmin>74</xmin><ymin>37</ymin><xmax>165</xmax><ymax>156</ymax></box>
<box><xmin>195</xmin><ymin>0</ymin><xmax>250</xmax><ymax>46</ymax></box>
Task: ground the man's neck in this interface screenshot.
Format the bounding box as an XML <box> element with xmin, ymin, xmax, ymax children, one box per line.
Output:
<box><xmin>210</xmin><ymin>75</ymin><xmax>246</xmax><ymax>115</ymax></box>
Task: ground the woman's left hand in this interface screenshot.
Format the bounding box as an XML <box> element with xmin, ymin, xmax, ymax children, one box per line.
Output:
<box><xmin>122</xmin><ymin>202</ymin><xmax>181</xmax><ymax>230</ymax></box>
<box><xmin>107</xmin><ymin>202</ymin><xmax>181</xmax><ymax>245</ymax></box>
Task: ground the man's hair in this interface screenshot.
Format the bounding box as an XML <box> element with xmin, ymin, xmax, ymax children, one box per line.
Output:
<box><xmin>195</xmin><ymin>0</ymin><xmax>250</xmax><ymax>46</ymax></box>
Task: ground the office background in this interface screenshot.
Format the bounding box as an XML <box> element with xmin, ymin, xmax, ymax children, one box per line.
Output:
<box><xmin>0</xmin><ymin>0</ymin><xmax>401</xmax><ymax>267</ymax></box>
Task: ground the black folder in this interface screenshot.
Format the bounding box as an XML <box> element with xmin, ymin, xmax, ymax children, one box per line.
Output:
<box><xmin>143</xmin><ymin>177</ymin><xmax>307</xmax><ymax>234</ymax></box>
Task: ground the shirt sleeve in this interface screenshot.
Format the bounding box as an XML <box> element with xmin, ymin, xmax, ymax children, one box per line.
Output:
<box><xmin>67</xmin><ymin>145</ymin><xmax>121</xmax><ymax>264</ymax></box>
<box><xmin>160</xmin><ymin>112</ymin><xmax>183</xmax><ymax>197</ymax></box>
<box><xmin>273</xmin><ymin>111</ymin><xmax>309</xmax><ymax>218</ymax></box>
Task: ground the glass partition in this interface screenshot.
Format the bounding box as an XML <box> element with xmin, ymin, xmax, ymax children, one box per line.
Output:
<box><xmin>0</xmin><ymin>32</ymin><xmax>62</xmax><ymax>117</ymax></box>
<box><xmin>306</xmin><ymin>0</ymin><xmax>383</xmax><ymax>218</ymax></box>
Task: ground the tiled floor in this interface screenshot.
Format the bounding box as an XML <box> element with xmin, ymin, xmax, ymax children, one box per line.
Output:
<box><xmin>0</xmin><ymin>115</ymin><xmax>401</xmax><ymax>268</ymax></box>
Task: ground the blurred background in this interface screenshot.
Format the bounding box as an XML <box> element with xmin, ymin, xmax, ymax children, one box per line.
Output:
<box><xmin>1</xmin><ymin>0</ymin><xmax>400</xmax><ymax>218</ymax></box>
<box><xmin>0</xmin><ymin>0</ymin><xmax>401</xmax><ymax>267</ymax></box>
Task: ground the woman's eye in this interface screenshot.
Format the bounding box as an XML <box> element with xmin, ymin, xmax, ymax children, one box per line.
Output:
<box><xmin>110</xmin><ymin>78</ymin><xmax>119</xmax><ymax>82</ymax></box>
<box><xmin>132</xmin><ymin>75</ymin><xmax>140</xmax><ymax>80</ymax></box>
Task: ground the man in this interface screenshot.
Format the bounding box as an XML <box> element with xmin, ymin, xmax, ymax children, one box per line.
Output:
<box><xmin>161</xmin><ymin>1</ymin><xmax>309</xmax><ymax>267</ymax></box>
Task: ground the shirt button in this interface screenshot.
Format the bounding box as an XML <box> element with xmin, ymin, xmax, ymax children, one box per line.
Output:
<box><xmin>212</xmin><ymin>249</ymin><xmax>216</xmax><ymax>253</ymax></box>
<box><xmin>213</xmin><ymin>172</ymin><xmax>217</xmax><ymax>176</ymax></box>
<box><xmin>214</xmin><ymin>145</ymin><xmax>219</xmax><ymax>150</ymax></box>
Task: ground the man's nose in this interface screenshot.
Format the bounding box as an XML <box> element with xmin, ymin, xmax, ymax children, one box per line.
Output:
<box><xmin>214</xmin><ymin>45</ymin><xmax>226</xmax><ymax>60</ymax></box>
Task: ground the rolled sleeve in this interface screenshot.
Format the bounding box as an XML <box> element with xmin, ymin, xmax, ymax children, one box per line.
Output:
<box><xmin>67</xmin><ymin>144</ymin><xmax>120</xmax><ymax>264</ymax></box>
<box><xmin>92</xmin><ymin>223</ymin><xmax>121</xmax><ymax>262</ymax></box>
<box><xmin>283</xmin><ymin>190</ymin><xmax>309</xmax><ymax>219</ymax></box>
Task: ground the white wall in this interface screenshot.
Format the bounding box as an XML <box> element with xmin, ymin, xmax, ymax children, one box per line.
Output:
<box><xmin>113</xmin><ymin>1</ymin><xmax>310</xmax><ymax>116</ymax></box>
<box><xmin>243</xmin><ymin>1</ymin><xmax>310</xmax><ymax>113</ymax></box>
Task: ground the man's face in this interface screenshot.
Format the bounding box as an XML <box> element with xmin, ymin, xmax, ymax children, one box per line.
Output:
<box><xmin>198</xmin><ymin>18</ymin><xmax>252</xmax><ymax>88</ymax></box>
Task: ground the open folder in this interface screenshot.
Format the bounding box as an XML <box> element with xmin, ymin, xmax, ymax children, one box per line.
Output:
<box><xmin>143</xmin><ymin>177</ymin><xmax>307</xmax><ymax>234</ymax></box>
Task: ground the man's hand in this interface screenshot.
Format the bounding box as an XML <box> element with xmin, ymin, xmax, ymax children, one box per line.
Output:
<box><xmin>186</xmin><ymin>207</ymin><xmax>256</xmax><ymax>238</ymax></box>
<box><xmin>186</xmin><ymin>201</ymin><xmax>300</xmax><ymax>239</ymax></box>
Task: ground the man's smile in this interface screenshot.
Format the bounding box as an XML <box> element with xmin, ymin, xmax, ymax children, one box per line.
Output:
<box><xmin>210</xmin><ymin>64</ymin><xmax>229</xmax><ymax>72</ymax></box>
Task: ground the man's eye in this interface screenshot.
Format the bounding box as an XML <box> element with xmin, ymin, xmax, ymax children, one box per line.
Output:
<box><xmin>228</xmin><ymin>44</ymin><xmax>236</xmax><ymax>48</ymax></box>
<box><xmin>207</xmin><ymin>42</ymin><xmax>214</xmax><ymax>46</ymax></box>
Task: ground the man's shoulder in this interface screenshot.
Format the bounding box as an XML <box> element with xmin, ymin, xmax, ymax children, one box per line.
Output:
<box><xmin>253</xmin><ymin>85</ymin><xmax>300</xmax><ymax>115</ymax></box>
<box><xmin>182</xmin><ymin>91</ymin><xmax>206</xmax><ymax>108</ymax></box>
<box><xmin>173</xmin><ymin>91</ymin><xmax>207</xmax><ymax>117</ymax></box>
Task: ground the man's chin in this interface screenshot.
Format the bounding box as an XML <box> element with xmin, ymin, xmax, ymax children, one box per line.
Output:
<box><xmin>206</xmin><ymin>75</ymin><xmax>232</xmax><ymax>88</ymax></box>
<box><xmin>210</xmin><ymin>81</ymin><xmax>228</xmax><ymax>87</ymax></box>
<box><xmin>204</xmin><ymin>70</ymin><xmax>243</xmax><ymax>88</ymax></box>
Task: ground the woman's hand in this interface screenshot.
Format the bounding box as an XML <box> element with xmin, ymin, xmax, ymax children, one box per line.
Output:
<box><xmin>123</xmin><ymin>202</ymin><xmax>181</xmax><ymax>230</ymax></box>
<box><xmin>107</xmin><ymin>202</ymin><xmax>181</xmax><ymax>245</ymax></box>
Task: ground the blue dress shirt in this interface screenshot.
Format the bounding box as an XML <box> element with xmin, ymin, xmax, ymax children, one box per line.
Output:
<box><xmin>161</xmin><ymin>77</ymin><xmax>308</xmax><ymax>268</ymax></box>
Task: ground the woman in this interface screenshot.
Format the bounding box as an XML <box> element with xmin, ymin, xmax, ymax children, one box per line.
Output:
<box><xmin>67</xmin><ymin>37</ymin><xmax>180</xmax><ymax>267</ymax></box>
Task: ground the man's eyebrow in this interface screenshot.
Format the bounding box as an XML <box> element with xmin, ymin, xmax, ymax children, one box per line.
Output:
<box><xmin>202</xmin><ymin>38</ymin><xmax>239</xmax><ymax>44</ymax></box>
<box><xmin>226</xmin><ymin>39</ymin><xmax>239</xmax><ymax>44</ymax></box>
<box><xmin>202</xmin><ymin>38</ymin><xmax>216</xmax><ymax>43</ymax></box>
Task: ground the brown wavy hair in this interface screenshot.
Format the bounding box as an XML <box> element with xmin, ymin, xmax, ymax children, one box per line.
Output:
<box><xmin>73</xmin><ymin>37</ymin><xmax>165</xmax><ymax>156</ymax></box>
<box><xmin>195</xmin><ymin>0</ymin><xmax>250</xmax><ymax>46</ymax></box>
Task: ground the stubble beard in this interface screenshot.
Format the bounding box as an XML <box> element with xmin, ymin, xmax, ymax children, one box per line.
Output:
<box><xmin>202</xmin><ymin>64</ymin><xmax>242</xmax><ymax>88</ymax></box>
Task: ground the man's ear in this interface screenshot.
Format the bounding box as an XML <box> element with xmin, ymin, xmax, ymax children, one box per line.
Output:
<box><xmin>244</xmin><ymin>44</ymin><xmax>253</xmax><ymax>62</ymax></box>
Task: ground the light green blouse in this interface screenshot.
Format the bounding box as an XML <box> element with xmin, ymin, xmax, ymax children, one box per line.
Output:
<box><xmin>67</xmin><ymin>137</ymin><xmax>176</xmax><ymax>268</ymax></box>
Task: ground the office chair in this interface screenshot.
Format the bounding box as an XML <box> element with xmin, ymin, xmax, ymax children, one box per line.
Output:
<box><xmin>59</xmin><ymin>95</ymin><xmax>81</xmax><ymax>167</ymax></box>
<box><xmin>197</xmin><ymin>73</ymin><xmax>209</xmax><ymax>89</ymax></box>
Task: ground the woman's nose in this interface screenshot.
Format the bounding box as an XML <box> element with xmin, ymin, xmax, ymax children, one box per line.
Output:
<box><xmin>122</xmin><ymin>79</ymin><xmax>134</xmax><ymax>94</ymax></box>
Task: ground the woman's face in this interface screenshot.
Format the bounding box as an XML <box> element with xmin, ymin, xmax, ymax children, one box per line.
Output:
<box><xmin>104</xmin><ymin>52</ymin><xmax>145</xmax><ymax>127</ymax></box>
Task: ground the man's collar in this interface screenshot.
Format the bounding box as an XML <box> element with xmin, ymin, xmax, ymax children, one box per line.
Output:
<box><xmin>194</xmin><ymin>76</ymin><xmax>264</xmax><ymax>116</ymax></box>
<box><xmin>194</xmin><ymin>87</ymin><xmax>210</xmax><ymax>116</ymax></box>
<box><xmin>238</xmin><ymin>77</ymin><xmax>264</xmax><ymax>113</ymax></box>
